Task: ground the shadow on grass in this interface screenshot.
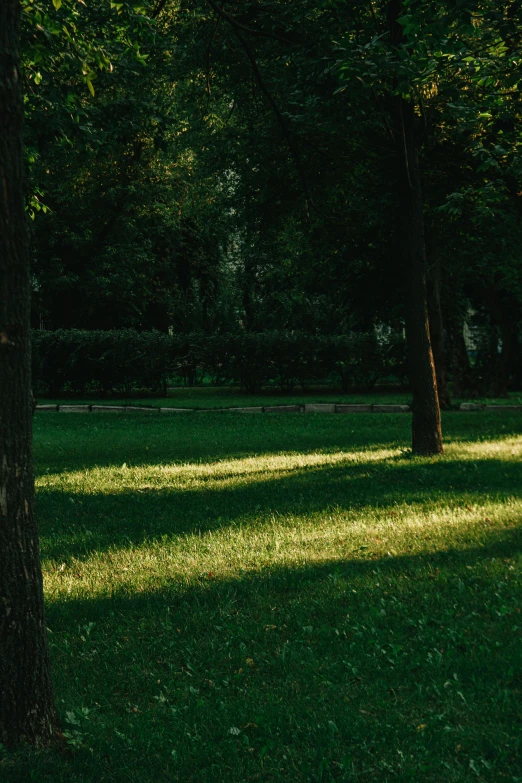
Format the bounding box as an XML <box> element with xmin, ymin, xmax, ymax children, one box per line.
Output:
<box><xmin>11</xmin><ymin>528</ymin><xmax>520</xmax><ymax>783</ymax></box>
<box><xmin>7</xmin><ymin>413</ymin><xmax>518</xmax><ymax>781</ymax></box>
<box><xmin>38</xmin><ymin>451</ymin><xmax>522</xmax><ymax>564</ymax></box>
<box><xmin>33</xmin><ymin>413</ymin><xmax>407</xmax><ymax>477</ymax></box>
<box><xmin>33</xmin><ymin>411</ymin><xmax>522</xmax><ymax>477</ymax></box>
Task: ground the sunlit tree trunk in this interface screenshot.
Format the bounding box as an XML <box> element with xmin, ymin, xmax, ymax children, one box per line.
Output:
<box><xmin>0</xmin><ymin>0</ymin><xmax>57</xmax><ymax>747</ymax></box>
<box><xmin>427</xmin><ymin>251</ymin><xmax>452</xmax><ymax>409</ymax></box>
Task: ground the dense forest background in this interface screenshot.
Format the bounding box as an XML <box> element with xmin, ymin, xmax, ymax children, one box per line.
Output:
<box><xmin>22</xmin><ymin>0</ymin><xmax>522</xmax><ymax>398</ymax></box>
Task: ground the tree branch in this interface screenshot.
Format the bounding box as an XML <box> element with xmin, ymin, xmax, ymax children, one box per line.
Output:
<box><xmin>205</xmin><ymin>0</ymin><xmax>297</xmax><ymax>46</ymax></box>
<box><xmin>205</xmin><ymin>12</ymin><xmax>221</xmax><ymax>102</ymax></box>
<box><xmin>212</xmin><ymin>10</ymin><xmax>312</xmax><ymax>217</ymax></box>
<box><xmin>152</xmin><ymin>0</ymin><xmax>168</xmax><ymax>19</ymax></box>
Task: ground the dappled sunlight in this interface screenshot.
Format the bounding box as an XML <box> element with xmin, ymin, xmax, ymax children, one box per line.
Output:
<box><xmin>36</xmin><ymin>446</ymin><xmax>401</xmax><ymax>495</ymax></box>
<box><xmin>42</xmin><ymin>492</ymin><xmax>522</xmax><ymax>604</ymax></box>
<box><xmin>38</xmin><ymin>431</ymin><xmax>522</xmax><ymax>600</ymax></box>
<box><xmin>37</xmin><ymin>425</ymin><xmax>522</xmax><ymax>603</ymax></box>
<box><xmin>444</xmin><ymin>435</ymin><xmax>522</xmax><ymax>460</ymax></box>
<box><xmin>35</xmin><ymin>433</ymin><xmax>522</xmax><ymax>498</ymax></box>
<box><xmin>31</xmin><ymin>415</ymin><xmax>522</xmax><ymax>783</ymax></box>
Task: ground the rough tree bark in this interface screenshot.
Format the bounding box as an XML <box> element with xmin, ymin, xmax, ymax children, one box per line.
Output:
<box><xmin>427</xmin><ymin>250</ymin><xmax>452</xmax><ymax>409</ymax></box>
<box><xmin>0</xmin><ymin>0</ymin><xmax>57</xmax><ymax>747</ymax></box>
<box><xmin>388</xmin><ymin>0</ymin><xmax>443</xmax><ymax>455</ymax></box>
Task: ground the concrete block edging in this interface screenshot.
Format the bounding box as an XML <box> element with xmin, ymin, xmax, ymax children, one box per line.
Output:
<box><xmin>335</xmin><ymin>404</ymin><xmax>372</xmax><ymax>413</ymax></box>
<box><xmin>34</xmin><ymin>402</ymin><xmax>522</xmax><ymax>415</ymax></box>
<box><xmin>92</xmin><ymin>405</ymin><xmax>126</xmax><ymax>413</ymax></box>
<box><xmin>264</xmin><ymin>405</ymin><xmax>302</xmax><ymax>413</ymax></box>
<box><xmin>373</xmin><ymin>404</ymin><xmax>411</xmax><ymax>413</ymax></box>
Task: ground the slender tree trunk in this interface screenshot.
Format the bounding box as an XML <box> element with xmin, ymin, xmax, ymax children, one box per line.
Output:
<box><xmin>242</xmin><ymin>255</ymin><xmax>256</xmax><ymax>330</ymax></box>
<box><xmin>396</xmin><ymin>97</ymin><xmax>443</xmax><ymax>454</ymax></box>
<box><xmin>0</xmin><ymin>0</ymin><xmax>57</xmax><ymax>747</ymax></box>
<box><xmin>387</xmin><ymin>0</ymin><xmax>443</xmax><ymax>455</ymax></box>
<box><xmin>427</xmin><ymin>252</ymin><xmax>452</xmax><ymax>409</ymax></box>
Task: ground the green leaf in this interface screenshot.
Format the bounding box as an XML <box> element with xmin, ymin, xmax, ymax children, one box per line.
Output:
<box><xmin>65</xmin><ymin>711</ymin><xmax>81</xmax><ymax>726</ymax></box>
<box><xmin>52</xmin><ymin>0</ymin><xmax>62</xmax><ymax>9</ymax></box>
<box><xmin>86</xmin><ymin>78</ymin><xmax>95</xmax><ymax>96</ymax></box>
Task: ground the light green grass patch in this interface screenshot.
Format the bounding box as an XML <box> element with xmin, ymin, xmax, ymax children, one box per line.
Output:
<box><xmin>39</xmin><ymin>435</ymin><xmax>522</xmax><ymax>602</ymax></box>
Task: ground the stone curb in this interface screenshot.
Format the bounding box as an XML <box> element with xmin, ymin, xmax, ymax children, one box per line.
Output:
<box><xmin>335</xmin><ymin>404</ymin><xmax>372</xmax><ymax>413</ymax></box>
<box><xmin>92</xmin><ymin>405</ymin><xmax>126</xmax><ymax>413</ymax></box>
<box><xmin>305</xmin><ymin>403</ymin><xmax>335</xmax><ymax>413</ymax></box>
<box><xmin>459</xmin><ymin>403</ymin><xmax>522</xmax><ymax>411</ymax></box>
<box><xmin>264</xmin><ymin>405</ymin><xmax>302</xmax><ymax>413</ymax></box>
<box><xmin>35</xmin><ymin>403</ymin><xmax>522</xmax><ymax>415</ymax></box>
<box><xmin>160</xmin><ymin>407</ymin><xmax>193</xmax><ymax>414</ymax></box>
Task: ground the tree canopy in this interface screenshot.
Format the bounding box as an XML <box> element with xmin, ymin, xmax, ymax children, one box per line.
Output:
<box><xmin>21</xmin><ymin>0</ymin><xmax>522</xmax><ymax>404</ymax></box>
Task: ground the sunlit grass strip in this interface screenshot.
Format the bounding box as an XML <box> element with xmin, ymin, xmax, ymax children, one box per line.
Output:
<box><xmin>39</xmin><ymin>434</ymin><xmax>522</xmax><ymax>601</ymax></box>
<box><xmin>42</xmin><ymin>495</ymin><xmax>522</xmax><ymax>604</ymax></box>
<box><xmin>36</xmin><ymin>446</ymin><xmax>399</xmax><ymax>492</ymax></box>
<box><xmin>35</xmin><ymin>435</ymin><xmax>522</xmax><ymax>496</ymax></box>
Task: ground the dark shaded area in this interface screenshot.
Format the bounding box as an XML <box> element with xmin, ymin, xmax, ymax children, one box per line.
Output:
<box><xmin>33</xmin><ymin>410</ymin><xmax>522</xmax><ymax>475</ymax></box>
<box><xmin>33</xmin><ymin>411</ymin><xmax>409</xmax><ymax>475</ymax></box>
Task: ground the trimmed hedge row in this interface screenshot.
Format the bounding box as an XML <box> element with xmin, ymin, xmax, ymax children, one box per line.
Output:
<box><xmin>32</xmin><ymin>330</ymin><xmax>407</xmax><ymax>395</ymax></box>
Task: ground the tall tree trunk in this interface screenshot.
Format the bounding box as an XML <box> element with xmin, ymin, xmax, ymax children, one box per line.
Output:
<box><xmin>0</xmin><ymin>0</ymin><xmax>57</xmax><ymax>747</ymax></box>
<box><xmin>395</xmin><ymin>98</ymin><xmax>443</xmax><ymax>454</ymax></box>
<box><xmin>387</xmin><ymin>0</ymin><xmax>443</xmax><ymax>455</ymax></box>
<box><xmin>242</xmin><ymin>255</ymin><xmax>257</xmax><ymax>330</ymax></box>
<box><xmin>427</xmin><ymin>251</ymin><xmax>452</xmax><ymax>409</ymax></box>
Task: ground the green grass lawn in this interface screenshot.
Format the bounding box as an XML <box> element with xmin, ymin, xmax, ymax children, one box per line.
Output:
<box><xmin>3</xmin><ymin>412</ymin><xmax>522</xmax><ymax>782</ymax></box>
<box><xmin>38</xmin><ymin>385</ymin><xmax>522</xmax><ymax>409</ymax></box>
